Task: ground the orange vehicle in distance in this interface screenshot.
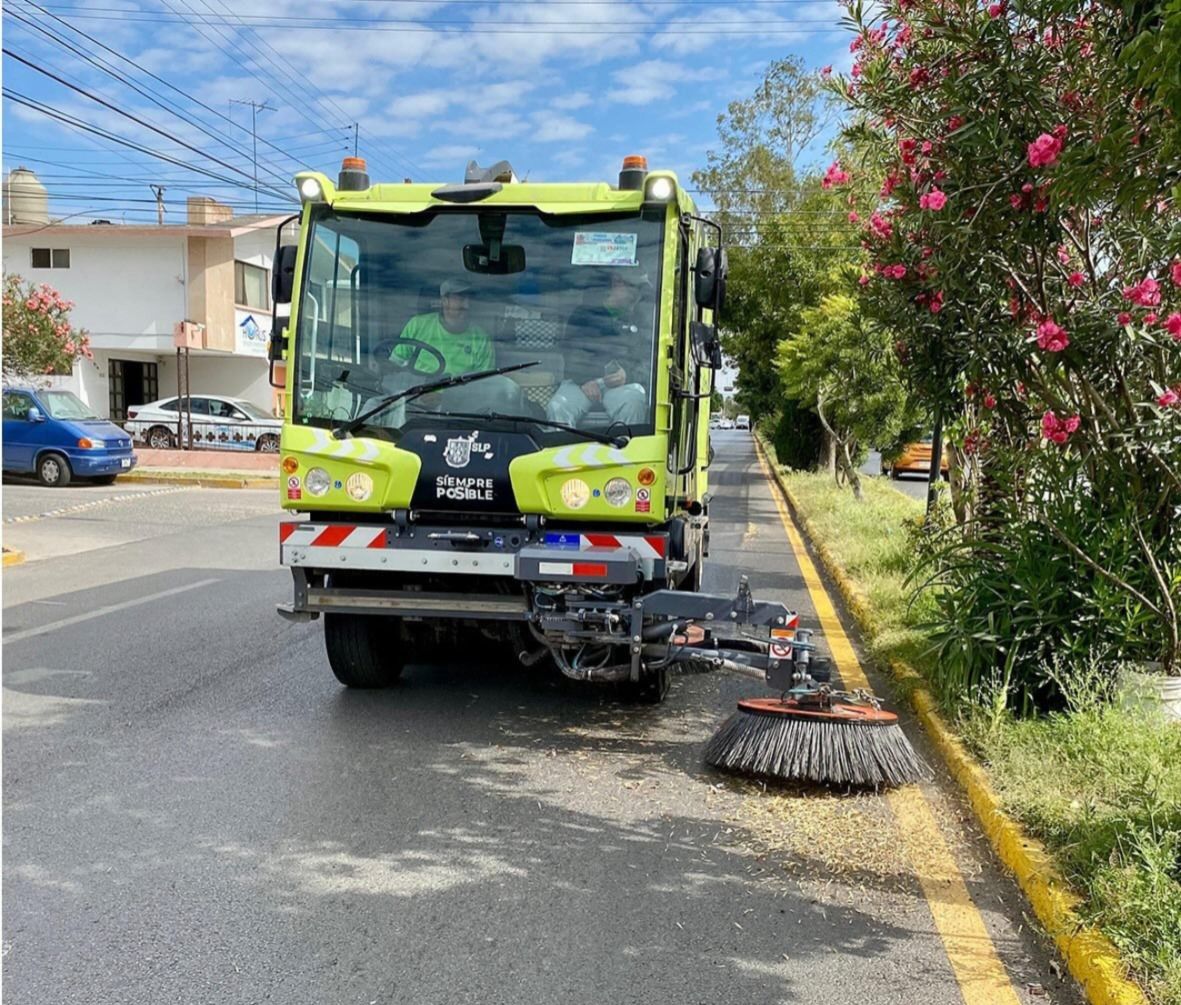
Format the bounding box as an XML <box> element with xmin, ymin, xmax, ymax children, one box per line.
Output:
<box><xmin>883</xmin><ymin>436</ymin><xmax>949</xmax><ymax>478</ymax></box>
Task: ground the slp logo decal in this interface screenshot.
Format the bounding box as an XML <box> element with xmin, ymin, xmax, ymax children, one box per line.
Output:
<box><xmin>443</xmin><ymin>432</ymin><xmax>493</xmax><ymax>469</ymax></box>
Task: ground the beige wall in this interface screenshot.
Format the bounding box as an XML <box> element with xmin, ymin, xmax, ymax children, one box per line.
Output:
<box><xmin>186</xmin><ymin>236</ymin><xmax>235</xmax><ymax>351</ymax></box>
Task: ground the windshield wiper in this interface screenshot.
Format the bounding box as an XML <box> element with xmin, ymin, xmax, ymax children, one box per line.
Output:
<box><xmin>408</xmin><ymin>407</ymin><xmax>631</xmax><ymax>448</ymax></box>
<box><xmin>332</xmin><ymin>361</ymin><xmax>538</xmax><ymax>439</ymax></box>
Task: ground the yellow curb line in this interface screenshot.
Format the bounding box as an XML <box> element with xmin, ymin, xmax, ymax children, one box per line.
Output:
<box><xmin>120</xmin><ymin>473</ymin><xmax>277</xmax><ymax>490</ymax></box>
<box><xmin>3</xmin><ymin>548</ymin><xmax>27</xmax><ymax>567</ymax></box>
<box><xmin>753</xmin><ymin>433</ymin><xmax>1148</xmax><ymax>1005</ymax></box>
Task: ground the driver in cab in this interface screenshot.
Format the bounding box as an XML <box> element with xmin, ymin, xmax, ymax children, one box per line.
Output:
<box><xmin>391</xmin><ymin>279</ymin><xmax>494</xmax><ymax>375</ymax></box>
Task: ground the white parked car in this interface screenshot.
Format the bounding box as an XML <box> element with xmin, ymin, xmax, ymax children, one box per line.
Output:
<box><xmin>718</xmin><ymin>417</ymin><xmax>735</xmax><ymax>429</ymax></box>
<box><xmin>735</xmin><ymin>414</ymin><xmax>751</xmax><ymax>430</ymax></box>
<box><xmin>124</xmin><ymin>395</ymin><xmax>282</xmax><ymax>452</ymax></box>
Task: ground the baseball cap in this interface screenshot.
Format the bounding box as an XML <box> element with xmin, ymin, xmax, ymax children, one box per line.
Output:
<box><xmin>440</xmin><ymin>279</ymin><xmax>473</xmax><ymax>297</ymax></box>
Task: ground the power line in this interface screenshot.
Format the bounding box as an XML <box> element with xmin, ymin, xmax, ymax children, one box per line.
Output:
<box><xmin>8</xmin><ymin>7</ymin><xmax>837</xmax><ymax>31</ymax></box>
<box><xmin>3</xmin><ymin>48</ymin><xmax>292</xmax><ymax>199</ymax></box>
<box><xmin>2</xmin><ymin>88</ymin><xmax>297</xmax><ymax>196</ymax></box>
<box><xmin>8</xmin><ymin>0</ymin><xmax>320</xmax><ymax>184</ymax></box>
<box><xmin>4</xmin><ymin>12</ymin><xmax>295</xmax><ymax>190</ymax></box>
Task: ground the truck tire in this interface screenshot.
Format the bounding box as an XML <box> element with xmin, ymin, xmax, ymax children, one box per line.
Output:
<box><xmin>618</xmin><ymin>662</ymin><xmax>671</xmax><ymax>704</ymax></box>
<box><xmin>324</xmin><ymin>613</ymin><xmax>404</xmax><ymax>688</ymax></box>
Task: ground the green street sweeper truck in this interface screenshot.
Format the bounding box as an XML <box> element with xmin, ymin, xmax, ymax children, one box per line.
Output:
<box><xmin>267</xmin><ymin>154</ymin><xmax>819</xmax><ymax>706</ymax></box>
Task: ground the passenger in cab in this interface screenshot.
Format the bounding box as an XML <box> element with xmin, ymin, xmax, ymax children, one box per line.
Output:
<box><xmin>547</xmin><ymin>268</ymin><xmax>650</xmax><ymax>428</ymax></box>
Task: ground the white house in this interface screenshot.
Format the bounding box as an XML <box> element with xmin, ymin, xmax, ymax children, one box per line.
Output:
<box><xmin>2</xmin><ymin>197</ymin><xmax>292</xmax><ymax>419</ymax></box>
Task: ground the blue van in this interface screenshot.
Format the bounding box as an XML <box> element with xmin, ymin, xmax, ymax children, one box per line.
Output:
<box><xmin>2</xmin><ymin>386</ymin><xmax>137</xmax><ymax>486</ymax></box>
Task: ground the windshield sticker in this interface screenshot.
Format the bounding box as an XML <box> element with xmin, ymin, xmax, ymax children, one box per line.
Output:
<box><xmin>571</xmin><ymin>232</ymin><xmax>639</xmax><ymax>267</ymax></box>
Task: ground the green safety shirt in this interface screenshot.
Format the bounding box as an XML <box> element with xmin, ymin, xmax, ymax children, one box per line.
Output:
<box><xmin>393</xmin><ymin>312</ymin><xmax>494</xmax><ymax>376</ymax></box>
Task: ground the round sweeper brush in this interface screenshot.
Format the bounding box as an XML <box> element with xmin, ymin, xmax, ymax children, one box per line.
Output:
<box><xmin>704</xmin><ymin>697</ymin><xmax>930</xmax><ymax>789</ymax></box>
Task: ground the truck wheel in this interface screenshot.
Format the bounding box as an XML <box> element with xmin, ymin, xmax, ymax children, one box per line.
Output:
<box><xmin>37</xmin><ymin>452</ymin><xmax>72</xmax><ymax>487</ymax></box>
<box><xmin>618</xmin><ymin>662</ymin><xmax>670</xmax><ymax>704</ymax></box>
<box><xmin>324</xmin><ymin>613</ymin><xmax>404</xmax><ymax>688</ymax></box>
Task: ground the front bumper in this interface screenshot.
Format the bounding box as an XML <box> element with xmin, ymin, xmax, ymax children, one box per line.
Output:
<box><xmin>279</xmin><ymin>520</ymin><xmax>672</xmax><ymax>581</ymax></box>
<box><xmin>68</xmin><ymin>450</ymin><xmax>137</xmax><ymax>475</ymax></box>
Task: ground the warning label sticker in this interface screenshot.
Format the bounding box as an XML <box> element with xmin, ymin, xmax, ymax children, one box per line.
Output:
<box><xmin>635</xmin><ymin>486</ymin><xmax>651</xmax><ymax>513</ymax></box>
<box><xmin>571</xmin><ymin>231</ymin><xmax>639</xmax><ymax>267</ymax></box>
<box><xmin>286</xmin><ymin>474</ymin><xmax>302</xmax><ymax>501</ymax></box>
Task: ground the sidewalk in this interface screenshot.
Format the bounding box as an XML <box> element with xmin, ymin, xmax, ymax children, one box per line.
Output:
<box><xmin>121</xmin><ymin>447</ymin><xmax>279</xmax><ymax>488</ymax></box>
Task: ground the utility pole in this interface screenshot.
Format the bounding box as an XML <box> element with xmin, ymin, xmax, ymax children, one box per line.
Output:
<box><xmin>352</xmin><ymin>122</ymin><xmax>359</xmax><ymax>157</ymax></box>
<box><xmin>149</xmin><ymin>184</ymin><xmax>165</xmax><ymax>225</ymax></box>
<box><xmin>231</xmin><ymin>98</ymin><xmax>274</xmax><ymax>213</ymax></box>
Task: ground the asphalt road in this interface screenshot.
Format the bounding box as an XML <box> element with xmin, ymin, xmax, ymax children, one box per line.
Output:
<box><xmin>2</xmin><ymin>433</ymin><xmax>1080</xmax><ymax>1005</ymax></box>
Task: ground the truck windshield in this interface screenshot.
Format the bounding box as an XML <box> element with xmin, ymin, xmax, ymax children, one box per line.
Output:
<box><xmin>291</xmin><ymin>208</ymin><xmax>663</xmax><ymax>443</ymax></box>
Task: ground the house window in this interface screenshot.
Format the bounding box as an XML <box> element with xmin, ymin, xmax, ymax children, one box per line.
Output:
<box><xmin>31</xmin><ymin>248</ymin><xmax>70</xmax><ymax>269</ymax></box>
<box><xmin>235</xmin><ymin>260</ymin><xmax>270</xmax><ymax>310</ymax></box>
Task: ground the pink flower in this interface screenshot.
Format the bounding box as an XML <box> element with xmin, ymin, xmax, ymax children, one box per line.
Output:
<box><xmin>25</xmin><ymin>298</ymin><xmax>38</xmax><ymax>310</ymax></box>
<box><xmin>1080</xmin><ymin>42</ymin><xmax>1094</xmax><ymax>57</ymax></box>
<box><xmin>987</xmin><ymin>2</ymin><xmax>1004</xmax><ymax>16</ymax></box>
<box><xmin>909</xmin><ymin>66</ymin><xmax>930</xmax><ymax>89</ymax></box>
<box><xmin>1041</xmin><ymin>410</ymin><xmax>1080</xmax><ymax>444</ymax></box>
<box><xmin>822</xmin><ymin>160</ymin><xmax>851</xmax><ymax>189</ymax></box>
<box><xmin>847</xmin><ymin>211</ymin><xmax>860</xmax><ymax>223</ymax></box>
<box><xmin>983</xmin><ymin>393</ymin><xmax>997</xmax><ymax>410</ymax></box>
<box><xmin>1145</xmin><ymin>312</ymin><xmax>1159</xmax><ymax>325</ymax></box>
<box><xmin>929</xmin><ymin>290</ymin><xmax>944</xmax><ymax>313</ymax></box>
<box><xmin>821</xmin><ymin>65</ymin><xmax>833</xmax><ymax>77</ymax></box>
<box><xmin>1009</xmin><ymin>193</ymin><xmax>1023</xmax><ymax>209</ymax></box>
<box><xmin>1170</xmin><ymin>262</ymin><xmax>1181</xmax><ymax>287</ymax></box>
<box><xmin>851</xmin><ymin>63</ymin><xmax>863</xmax><ymax>78</ymax></box>
<box><xmin>1027</xmin><ymin>132</ymin><xmax>1063</xmax><ymax>169</ymax></box>
<box><xmin>1158</xmin><ymin>387</ymin><xmax>1181</xmax><ymax>408</ymax></box>
<box><xmin>1067</xmin><ymin>271</ymin><xmax>1085</xmax><ymax>288</ymax></box>
<box><xmin>1164</xmin><ymin>312</ymin><xmax>1181</xmax><ymax>339</ymax></box>
<box><xmin>858</xmin><ymin>274</ymin><xmax>870</xmax><ymax>286</ymax></box>
<box><xmin>899</xmin><ymin>138</ymin><xmax>919</xmax><ymax>164</ymax></box>
<box><xmin>1117</xmin><ymin>311</ymin><xmax>1132</xmax><ymax>326</ymax></box>
<box><xmin>919</xmin><ymin>188</ymin><xmax>947</xmax><ymax>211</ymax></box>
<box><xmin>869</xmin><ymin>213</ymin><xmax>894</xmax><ymax>240</ymax></box>
<box><xmin>947</xmin><ymin>115</ymin><xmax>965</xmax><ymax>131</ymax></box>
<box><xmin>885</xmin><ymin>264</ymin><xmax>907</xmax><ymax>280</ymax></box>
<box><xmin>1123</xmin><ymin>277</ymin><xmax>1162</xmax><ymax>306</ymax></box>
<box><xmin>1036</xmin><ymin>319</ymin><xmax>1070</xmax><ymax>352</ymax></box>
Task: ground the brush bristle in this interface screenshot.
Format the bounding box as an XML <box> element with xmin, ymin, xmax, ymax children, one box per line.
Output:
<box><xmin>704</xmin><ymin>710</ymin><xmax>929</xmax><ymax>788</ymax></box>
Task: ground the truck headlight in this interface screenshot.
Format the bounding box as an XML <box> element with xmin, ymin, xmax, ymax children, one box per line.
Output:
<box><xmin>560</xmin><ymin>478</ymin><xmax>590</xmax><ymax>510</ymax></box>
<box><xmin>604</xmin><ymin>477</ymin><xmax>632</xmax><ymax>507</ymax></box>
<box><xmin>305</xmin><ymin>467</ymin><xmax>331</xmax><ymax>496</ymax></box>
<box><xmin>346</xmin><ymin>472</ymin><xmax>373</xmax><ymax>501</ymax></box>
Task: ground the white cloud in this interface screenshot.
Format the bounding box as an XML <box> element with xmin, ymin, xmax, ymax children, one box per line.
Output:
<box><xmin>389</xmin><ymin>91</ymin><xmax>452</xmax><ymax>118</ymax></box>
<box><xmin>531</xmin><ymin>112</ymin><xmax>593</xmax><ymax>143</ymax></box>
<box><xmin>550</xmin><ymin>91</ymin><xmax>592</xmax><ymax>111</ymax></box>
<box><xmin>422</xmin><ymin>143</ymin><xmax>482</xmax><ymax>166</ymax></box>
<box><xmin>606</xmin><ymin>60</ymin><xmax>722</xmax><ymax>106</ymax></box>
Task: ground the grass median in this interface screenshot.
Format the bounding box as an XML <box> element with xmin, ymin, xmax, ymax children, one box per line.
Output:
<box><xmin>769</xmin><ymin>458</ymin><xmax>1181</xmax><ymax>1005</ymax></box>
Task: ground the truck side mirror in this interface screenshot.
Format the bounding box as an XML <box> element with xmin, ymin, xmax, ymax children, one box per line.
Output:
<box><xmin>694</xmin><ymin>248</ymin><xmax>717</xmax><ymax>308</ymax></box>
<box><xmin>272</xmin><ymin>244</ymin><xmax>298</xmax><ymax>305</ymax></box>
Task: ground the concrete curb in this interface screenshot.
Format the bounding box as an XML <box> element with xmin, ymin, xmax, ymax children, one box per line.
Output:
<box><xmin>119</xmin><ymin>471</ymin><xmax>278</xmax><ymax>490</ymax></box>
<box><xmin>3</xmin><ymin>547</ymin><xmax>27</xmax><ymax>567</ymax></box>
<box><xmin>753</xmin><ymin>434</ymin><xmax>1148</xmax><ymax>1005</ymax></box>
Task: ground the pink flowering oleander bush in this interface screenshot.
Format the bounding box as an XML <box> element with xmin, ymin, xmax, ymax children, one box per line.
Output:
<box><xmin>2</xmin><ymin>274</ymin><xmax>91</xmax><ymax>380</ymax></box>
<box><xmin>828</xmin><ymin>0</ymin><xmax>1181</xmax><ymax>700</ymax></box>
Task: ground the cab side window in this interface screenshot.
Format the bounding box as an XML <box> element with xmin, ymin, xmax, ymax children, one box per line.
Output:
<box><xmin>3</xmin><ymin>392</ymin><xmax>33</xmax><ymax>420</ymax></box>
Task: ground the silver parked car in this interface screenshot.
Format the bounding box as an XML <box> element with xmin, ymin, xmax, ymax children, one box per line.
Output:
<box><xmin>124</xmin><ymin>395</ymin><xmax>282</xmax><ymax>452</ymax></box>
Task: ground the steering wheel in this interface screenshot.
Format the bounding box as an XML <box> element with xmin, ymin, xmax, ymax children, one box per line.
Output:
<box><xmin>371</xmin><ymin>337</ymin><xmax>446</xmax><ymax>378</ymax></box>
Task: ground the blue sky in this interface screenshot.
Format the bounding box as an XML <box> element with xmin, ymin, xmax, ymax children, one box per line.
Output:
<box><xmin>3</xmin><ymin>0</ymin><xmax>855</xmax><ymax>225</ymax></box>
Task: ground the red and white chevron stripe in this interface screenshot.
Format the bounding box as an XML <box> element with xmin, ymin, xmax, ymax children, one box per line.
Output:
<box><xmin>279</xmin><ymin>523</ymin><xmax>385</xmax><ymax>549</ymax></box>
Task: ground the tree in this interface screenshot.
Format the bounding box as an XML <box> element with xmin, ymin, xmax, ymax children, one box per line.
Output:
<box><xmin>835</xmin><ymin>0</ymin><xmax>1181</xmax><ymax>676</ymax></box>
<box><xmin>2</xmin><ymin>275</ymin><xmax>91</xmax><ymax>381</ymax></box>
<box><xmin>780</xmin><ymin>290</ymin><xmax>916</xmax><ymax>499</ymax></box>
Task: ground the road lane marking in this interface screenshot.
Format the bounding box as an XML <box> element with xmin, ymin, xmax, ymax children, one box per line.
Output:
<box><xmin>3</xmin><ymin>486</ymin><xmax>188</xmax><ymax>525</ymax></box>
<box><xmin>3</xmin><ymin>578</ymin><xmax>220</xmax><ymax>644</ymax></box>
<box><xmin>753</xmin><ymin>444</ymin><xmax>1022</xmax><ymax>1005</ymax></box>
